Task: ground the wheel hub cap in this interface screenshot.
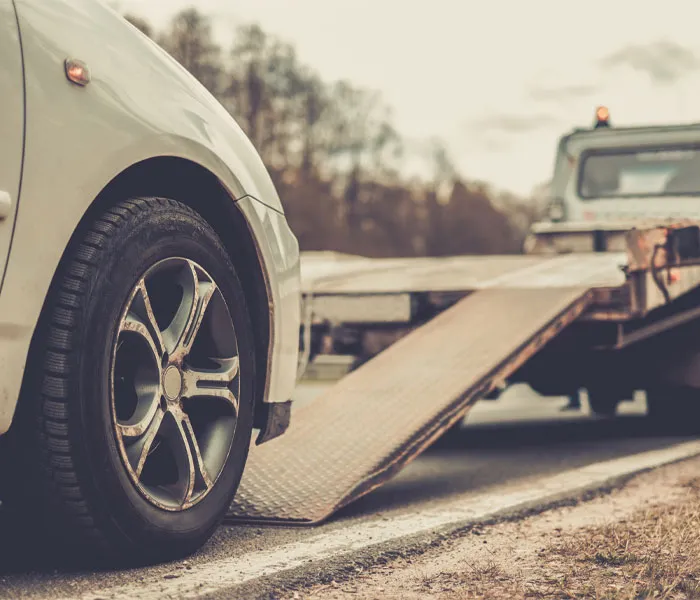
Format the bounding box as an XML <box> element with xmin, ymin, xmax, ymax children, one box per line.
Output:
<box><xmin>162</xmin><ymin>365</ymin><xmax>183</xmax><ymax>401</ymax></box>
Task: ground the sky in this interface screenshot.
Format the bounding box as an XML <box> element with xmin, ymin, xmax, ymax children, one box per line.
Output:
<box><xmin>113</xmin><ymin>0</ymin><xmax>700</xmax><ymax>197</ymax></box>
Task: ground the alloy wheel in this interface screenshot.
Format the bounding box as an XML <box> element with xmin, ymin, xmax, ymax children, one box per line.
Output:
<box><xmin>110</xmin><ymin>258</ymin><xmax>240</xmax><ymax>511</ymax></box>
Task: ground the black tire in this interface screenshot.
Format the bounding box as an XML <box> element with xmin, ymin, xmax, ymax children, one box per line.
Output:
<box><xmin>8</xmin><ymin>197</ymin><xmax>255</xmax><ymax>565</ymax></box>
<box><xmin>586</xmin><ymin>387</ymin><xmax>622</xmax><ymax>417</ymax></box>
<box><xmin>646</xmin><ymin>385</ymin><xmax>700</xmax><ymax>434</ymax></box>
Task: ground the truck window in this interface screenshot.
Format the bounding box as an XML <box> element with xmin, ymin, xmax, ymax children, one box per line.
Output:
<box><xmin>578</xmin><ymin>146</ymin><xmax>700</xmax><ymax>198</ymax></box>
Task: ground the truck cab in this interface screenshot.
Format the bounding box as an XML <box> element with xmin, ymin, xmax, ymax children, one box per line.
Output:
<box><xmin>547</xmin><ymin>108</ymin><xmax>700</xmax><ymax>225</ymax></box>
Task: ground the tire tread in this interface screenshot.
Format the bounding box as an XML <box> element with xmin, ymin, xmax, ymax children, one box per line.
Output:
<box><xmin>26</xmin><ymin>197</ymin><xmax>203</xmax><ymax>556</ymax></box>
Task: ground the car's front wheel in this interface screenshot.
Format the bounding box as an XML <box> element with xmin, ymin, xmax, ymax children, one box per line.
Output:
<box><xmin>11</xmin><ymin>197</ymin><xmax>255</xmax><ymax>563</ymax></box>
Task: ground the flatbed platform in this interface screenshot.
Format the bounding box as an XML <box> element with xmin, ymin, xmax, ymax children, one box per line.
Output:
<box><xmin>301</xmin><ymin>252</ymin><xmax>626</xmax><ymax>295</ymax></box>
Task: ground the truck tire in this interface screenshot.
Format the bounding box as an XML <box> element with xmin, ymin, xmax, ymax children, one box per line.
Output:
<box><xmin>586</xmin><ymin>387</ymin><xmax>624</xmax><ymax>417</ymax></box>
<box><xmin>646</xmin><ymin>386</ymin><xmax>700</xmax><ymax>434</ymax></box>
<box><xmin>9</xmin><ymin>197</ymin><xmax>255</xmax><ymax>564</ymax></box>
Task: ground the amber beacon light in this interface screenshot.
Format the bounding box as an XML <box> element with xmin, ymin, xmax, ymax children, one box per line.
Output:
<box><xmin>594</xmin><ymin>105</ymin><xmax>610</xmax><ymax>128</ymax></box>
<box><xmin>64</xmin><ymin>58</ymin><xmax>91</xmax><ymax>86</ymax></box>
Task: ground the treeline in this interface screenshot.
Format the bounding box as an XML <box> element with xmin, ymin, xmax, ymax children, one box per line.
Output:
<box><xmin>124</xmin><ymin>8</ymin><xmax>543</xmax><ymax>256</ymax></box>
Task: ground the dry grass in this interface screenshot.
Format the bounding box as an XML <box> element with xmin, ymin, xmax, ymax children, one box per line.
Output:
<box><xmin>542</xmin><ymin>482</ymin><xmax>700</xmax><ymax>599</ymax></box>
<box><xmin>438</xmin><ymin>478</ymin><xmax>700</xmax><ymax>599</ymax></box>
<box><xmin>297</xmin><ymin>473</ymin><xmax>700</xmax><ymax>600</ymax></box>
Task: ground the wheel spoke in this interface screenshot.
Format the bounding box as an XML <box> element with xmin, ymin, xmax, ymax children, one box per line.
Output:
<box><xmin>134</xmin><ymin>280</ymin><xmax>165</xmax><ymax>357</ymax></box>
<box><xmin>182</xmin><ymin>412</ymin><xmax>213</xmax><ymax>494</ymax></box>
<box><xmin>181</xmin><ymin>357</ymin><xmax>240</xmax><ymax>414</ymax></box>
<box><xmin>121</xmin><ymin>406</ymin><xmax>166</xmax><ymax>479</ymax></box>
<box><xmin>164</xmin><ymin>406</ymin><xmax>212</xmax><ymax>506</ymax></box>
<box><xmin>163</xmin><ymin>262</ymin><xmax>216</xmax><ymax>362</ymax></box>
<box><xmin>121</xmin><ymin>281</ymin><xmax>166</xmax><ymax>361</ymax></box>
<box><xmin>120</xmin><ymin>314</ymin><xmax>164</xmax><ymax>369</ymax></box>
<box><xmin>117</xmin><ymin>391</ymin><xmax>161</xmax><ymax>439</ymax></box>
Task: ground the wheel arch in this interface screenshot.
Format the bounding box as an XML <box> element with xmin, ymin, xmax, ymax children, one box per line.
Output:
<box><xmin>71</xmin><ymin>156</ymin><xmax>272</xmax><ymax>429</ymax></box>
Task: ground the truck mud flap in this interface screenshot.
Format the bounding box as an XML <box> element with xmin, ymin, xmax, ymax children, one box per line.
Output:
<box><xmin>227</xmin><ymin>287</ymin><xmax>592</xmax><ymax>525</ymax></box>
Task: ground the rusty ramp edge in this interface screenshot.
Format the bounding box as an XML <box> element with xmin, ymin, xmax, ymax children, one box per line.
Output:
<box><xmin>226</xmin><ymin>287</ymin><xmax>593</xmax><ymax>525</ymax></box>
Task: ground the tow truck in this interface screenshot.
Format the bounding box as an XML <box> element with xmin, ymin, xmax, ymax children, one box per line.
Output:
<box><xmin>224</xmin><ymin>110</ymin><xmax>700</xmax><ymax>526</ymax></box>
<box><xmin>546</xmin><ymin>105</ymin><xmax>700</xmax><ymax>224</ymax></box>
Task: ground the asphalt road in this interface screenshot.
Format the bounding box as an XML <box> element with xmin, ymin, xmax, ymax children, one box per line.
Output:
<box><xmin>0</xmin><ymin>382</ymin><xmax>695</xmax><ymax>599</ymax></box>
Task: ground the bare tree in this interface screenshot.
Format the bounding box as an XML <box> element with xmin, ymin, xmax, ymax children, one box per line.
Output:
<box><xmin>123</xmin><ymin>13</ymin><xmax>154</xmax><ymax>38</ymax></box>
<box><xmin>128</xmin><ymin>9</ymin><xmax>530</xmax><ymax>258</ymax></box>
<box><xmin>159</xmin><ymin>8</ymin><xmax>222</xmax><ymax>95</ymax></box>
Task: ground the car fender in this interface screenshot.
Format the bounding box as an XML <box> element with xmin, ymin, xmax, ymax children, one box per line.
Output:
<box><xmin>0</xmin><ymin>0</ymin><xmax>296</xmax><ymax>433</ymax></box>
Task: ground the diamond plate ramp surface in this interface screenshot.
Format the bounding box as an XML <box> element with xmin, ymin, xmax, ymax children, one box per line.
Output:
<box><xmin>227</xmin><ymin>287</ymin><xmax>592</xmax><ymax>525</ymax></box>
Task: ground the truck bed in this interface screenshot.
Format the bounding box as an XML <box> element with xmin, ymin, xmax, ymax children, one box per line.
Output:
<box><xmin>301</xmin><ymin>252</ymin><xmax>626</xmax><ymax>294</ymax></box>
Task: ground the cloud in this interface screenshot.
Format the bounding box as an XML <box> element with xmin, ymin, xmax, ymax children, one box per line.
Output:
<box><xmin>467</xmin><ymin>113</ymin><xmax>560</xmax><ymax>135</ymax></box>
<box><xmin>528</xmin><ymin>83</ymin><xmax>599</xmax><ymax>102</ymax></box>
<box><xmin>481</xmin><ymin>138</ymin><xmax>511</xmax><ymax>152</ymax></box>
<box><xmin>599</xmin><ymin>40</ymin><xmax>700</xmax><ymax>84</ymax></box>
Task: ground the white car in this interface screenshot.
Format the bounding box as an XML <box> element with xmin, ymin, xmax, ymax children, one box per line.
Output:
<box><xmin>0</xmin><ymin>0</ymin><xmax>300</xmax><ymax>562</ymax></box>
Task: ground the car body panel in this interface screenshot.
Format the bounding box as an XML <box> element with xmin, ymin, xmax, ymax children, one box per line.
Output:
<box><xmin>0</xmin><ymin>0</ymin><xmax>300</xmax><ymax>434</ymax></box>
<box><xmin>0</xmin><ymin>0</ymin><xmax>24</xmax><ymax>287</ymax></box>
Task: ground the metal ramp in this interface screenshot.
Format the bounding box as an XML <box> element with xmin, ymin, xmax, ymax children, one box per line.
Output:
<box><xmin>227</xmin><ymin>286</ymin><xmax>592</xmax><ymax>525</ymax></box>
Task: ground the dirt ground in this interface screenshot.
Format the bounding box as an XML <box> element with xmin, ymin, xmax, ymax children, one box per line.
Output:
<box><xmin>285</xmin><ymin>457</ymin><xmax>700</xmax><ymax>599</ymax></box>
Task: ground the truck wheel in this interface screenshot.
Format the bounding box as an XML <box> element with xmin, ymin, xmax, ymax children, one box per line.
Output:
<box><xmin>10</xmin><ymin>197</ymin><xmax>255</xmax><ymax>564</ymax></box>
<box><xmin>586</xmin><ymin>387</ymin><xmax>623</xmax><ymax>417</ymax></box>
<box><xmin>646</xmin><ymin>386</ymin><xmax>700</xmax><ymax>434</ymax></box>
